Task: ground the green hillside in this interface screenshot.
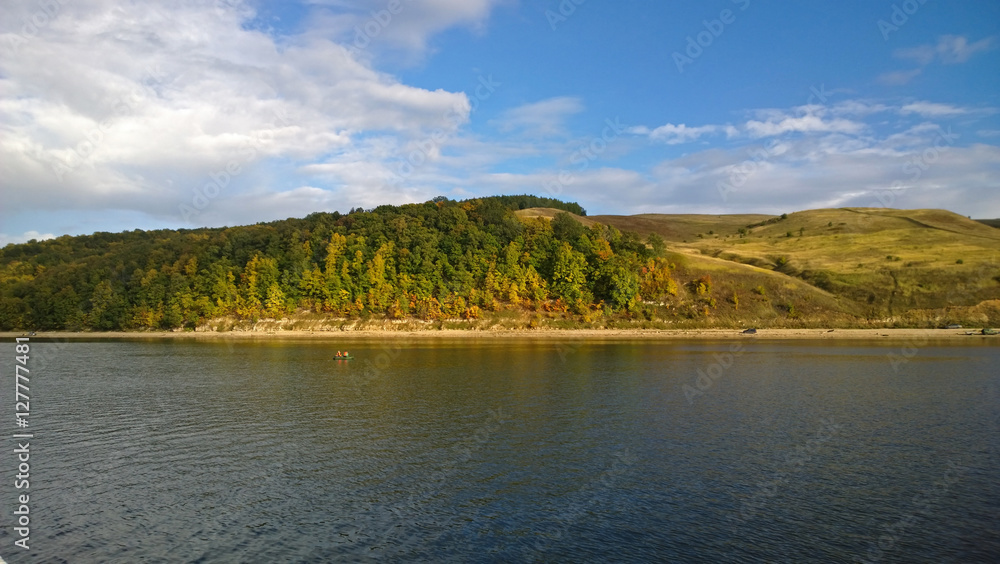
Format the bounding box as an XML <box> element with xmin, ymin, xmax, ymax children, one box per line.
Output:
<box><xmin>3</xmin><ymin>199</ymin><xmax>999</xmax><ymax>332</ymax></box>
<box><xmin>0</xmin><ymin>196</ymin><xmax>656</xmax><ymax>332</ymax></box>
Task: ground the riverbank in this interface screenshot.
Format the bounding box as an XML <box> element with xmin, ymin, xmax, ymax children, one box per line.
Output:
<box><xmin>3</xmin><ymin>328</ymin><xmax>996</xmax><ymax>341</ymax></box>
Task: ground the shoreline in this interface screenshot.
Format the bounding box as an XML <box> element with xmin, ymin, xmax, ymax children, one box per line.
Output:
<box><xmin>3</xmin><ymin>328</ymin><xmax>996</xmax><ymax>341</ymax></box>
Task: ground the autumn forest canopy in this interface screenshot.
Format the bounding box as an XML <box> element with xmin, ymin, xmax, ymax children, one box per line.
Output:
<box><xmin>0</xmin><ymin>195</ymin><xmax>678</xmax><ymax>331</ymax></box>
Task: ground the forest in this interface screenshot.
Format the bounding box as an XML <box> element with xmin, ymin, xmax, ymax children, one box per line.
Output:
<box><xmin>0</xmin><ymin>195</ymin><xmax>677</xmax><ymax>331</ymax></box>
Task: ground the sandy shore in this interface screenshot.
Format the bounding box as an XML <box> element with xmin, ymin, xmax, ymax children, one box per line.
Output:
<box><xmin>3</xmin><ymin>328</ymin><xmax>996</xmax><ymax>341</ymax></box>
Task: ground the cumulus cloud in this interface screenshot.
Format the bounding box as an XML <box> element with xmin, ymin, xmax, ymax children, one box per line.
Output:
<box><xmin>2</xmin><ymin>3</ymin><xmax>998</xmax><ymax>235</ymax></box>
<box><xmin>0</xmin><ymin>0</ymin><xmax>479</xmax><ymax>226</ymax></box>
<box><xmin>744</xmin><ymin>113</ymin><xmax>864</xmax><ymax>138</ymax></box>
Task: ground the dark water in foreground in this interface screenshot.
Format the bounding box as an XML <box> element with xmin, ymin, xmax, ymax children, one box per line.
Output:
<box><xmin>1</xmin><ymin>338</ymin><xmax>998</xmax><ymax>563</ymax></box>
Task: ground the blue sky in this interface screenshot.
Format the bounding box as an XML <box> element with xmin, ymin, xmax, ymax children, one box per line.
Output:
<box><xmin>1</xmin><ymin>0</ymin><xmax>998</xmax><ymax>244</ymax></box>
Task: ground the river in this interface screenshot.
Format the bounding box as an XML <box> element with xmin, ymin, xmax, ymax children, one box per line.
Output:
<box><xmin>2</xmin><ymin>338</ymin><xmax>997</xmax><ymax>562</ymax></box>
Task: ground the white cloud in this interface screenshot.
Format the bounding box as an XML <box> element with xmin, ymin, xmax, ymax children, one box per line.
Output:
<box><xmin>305</xmin><ymin>0</ymin><xmax>506</xmax><ymax>62</ymax></box>
<box><xmin>0</xmin><ymin>230</ymin><xmax>56</xmax><ymax>247</ymax></box>
<box><xmin>900</xmin><ymin>102</ymin><xmax>969</xmax><ymax>117</ymax></box>
<box><xmin>520</xmin><ymin>102</ymin><xmax>1000</xmax><ymax>218</ymax></box>
<box><xmin>744</xmin><ymin>113</ymin><xmax>865</xmax><ymax>138</ymax></box>
<box><xmin>877</xmin><ymin>68</ymin><xmax>923</xmax><ymax>86</ymax></box>
<box><xmin>491</xmin><ymin>97</ymin><xmax>584</xmax><ymax>137</ymax></box>
<box><xmin>633</xmin><ymin>106</ymin><xmax>870</xmax><ymax>145</ymax></box>
<box><xmin>828</xmin><ymin>101</ymin><xmax>892</xmax><ymax>117</ymax></box>
<box><xmin>895</xmin><ymin>35</ymin><xmax>995</xmax><ymax>65</ymax></box>
<box><xmin>0</xmin><ymin>0</ymin><xmax>475</xmax><ymax>224</ymax></box>
<box><xmin>643</xmin><ymin>123</ymin><xmax>721</xmax><ymax>145</ymax></box>
<box><xmin>2</xmin><ymin>2</ymin><xmax>998</xmax><ymax>236</ymax></box>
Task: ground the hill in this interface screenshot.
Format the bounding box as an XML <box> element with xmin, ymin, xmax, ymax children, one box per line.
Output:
<box><xmin>517</xmin><ymin>207</ymin><xmax>1000</xmax><ymax>327</ymax></box>
<box><xmin>2</xmin><ymin>199</ymin><xmax>998</xmax><ymax>332</ymax></box>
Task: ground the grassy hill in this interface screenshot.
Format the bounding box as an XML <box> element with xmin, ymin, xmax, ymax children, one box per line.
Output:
<box><xmin>2</xmin><ymin>200</ymin><xmax>996</xmax><ymax>332</ymax></box>
<box><xmin>518</xmin><ymin>207</ymin><xmax>1000</xmax><ymax>327</ymax></box>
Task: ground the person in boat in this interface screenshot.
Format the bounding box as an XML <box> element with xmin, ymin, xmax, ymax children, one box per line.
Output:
<box><xmin>336</xmin><ymin>351</ymin><xmax>342</xmax><ymax>358</ymax></box>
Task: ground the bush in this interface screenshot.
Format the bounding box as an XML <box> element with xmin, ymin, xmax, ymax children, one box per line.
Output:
<box><xmin>753</xmin><ymin>285</ymin><xmax>766</xmax><ymax>296</ymax></box>
<box><xmin>956</xmin><ymin>259</ymin><xmax>964</xmax><ymax>264</ymax></box>
<box><xmin>688</xmin><ymin>275</ymin><xmax>712</xmax><ymax>296</ymax></box>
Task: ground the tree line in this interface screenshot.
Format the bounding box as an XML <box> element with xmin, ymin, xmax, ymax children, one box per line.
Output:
<box><xmin>0</xmin><ymin>195</ymin><xmax>677</xmax><ymax>331</ymax></box>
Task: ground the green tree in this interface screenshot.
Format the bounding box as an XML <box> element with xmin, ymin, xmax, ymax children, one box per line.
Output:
<box><xmin>551</xmin><ymin>242</ymin><xmax>588</xmax><ymax>302</ymax></box>
<box><xmin>607</xmin><ymin>257</ymin><xmax>640</xmax><ymax>311</ymax></box>
<box><xmin>552</xmin><ymin>212</ymin><xmax>585</xmax><ymax>243</ymax></box>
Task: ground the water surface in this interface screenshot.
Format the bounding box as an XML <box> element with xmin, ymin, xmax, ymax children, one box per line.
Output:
<box><xmin>2</xmin><ymin>338</ymin><xmax>997</xmax><ymax>562</ymax></box>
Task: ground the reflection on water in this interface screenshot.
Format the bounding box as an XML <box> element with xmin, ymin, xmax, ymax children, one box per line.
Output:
<box><xmin>1</xmin><ymin>338</ymin><xmax>997</xmax><ymax>562</ymax></box>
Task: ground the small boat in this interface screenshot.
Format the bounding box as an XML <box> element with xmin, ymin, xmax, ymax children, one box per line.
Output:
<box><xmin>982</xmin><ymin>328</ymin><xmax>998</xmax><ymax>335</ymax></box>
<box><xmin>741</xmin><ymin>328</ymin><xmax>757</xmax><ymax>335</ymax></box>
<box><xmin>333</xmin><ymin>355</ymin><xmax>355</xmax><ymax>360</ymax></box>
